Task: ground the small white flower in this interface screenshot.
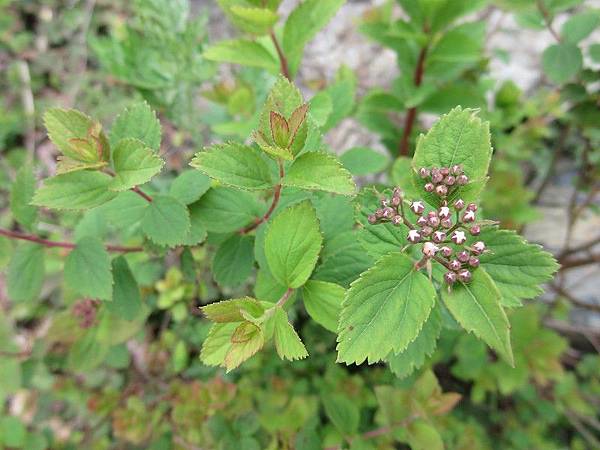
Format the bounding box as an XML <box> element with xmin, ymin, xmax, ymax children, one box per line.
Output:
<box><xmin>463</xmin><ymin>210</ymin><xmax>476</xmax><ymax>222</ymax></box>
<box><xmin>408</xmin><ymin>229</ymin><xmax>421</xmax><ymax>243</ymax></box>
<box><xmin>410</xmin><ymin>201</ymin><xmax>425</xmax><ymax>214</ymax></box>
<box><xmin>451</xmin><ymin>230</ymin><xmax>466</xmax><ymax>245</ymax></box>
<box><xmin>439</xmin><ymin>206</ymin><xmax>450</xmax><ymax>219</ymax></box>
<box><xmin>422</xmin><ymin>242</ymin><xmax>439</xmax><ymax>257</ymax></box>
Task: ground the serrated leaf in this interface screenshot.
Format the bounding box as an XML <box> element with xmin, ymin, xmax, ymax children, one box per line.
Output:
<box><xmin>336</xmin><ymin>252</ymin><xmax>436</xmax><ymax>365</ymax></box>
<box><xmin>542</xmin><ymin>43</ymin><xmax>583</xmax><ymax>84</ymax></box>
<box><xmin>44</xmin><ymin>108</ymin><xmax>109</xmax><ymax>163</ymax></box>
<box><xmin>182</xmin><ymin>202</ymin><xmax>208</xmax><ymax>246</ymax></box>
<box><xmin>95</xmin><ymin>191</ymin><xmax>148</xmax><ymax>229</ymax></box>
<box><xmin>10</xmin><ymin>165</ymin><xmax>37</xmax><ymax>230</ymax></box>
<box><xmin>283</xmin><ymin>152</ymin><xmax>355</xmax><ymax>195</ymax></box>
<box><xmin>204</xmin><ymin>39</ymin><xmax>279</xmax><ymax>71</ymax></box>
<box><xmin>265</xmin><ymin>200</ymin><xmax>323</xmax><ymax>288</ymax></box>
<box><xmin>224</xmin><ymin>322</ymin><xmax>265</xmax><ymax>372</ymax></box>
<box><xmin>212</xmin><ymin>234</ymin><xmax>255</xmax><ymax>287</ymax></box>
<box><xmin>169</xmin><ymin>170</ymin><xmax>211</xmax><ymax>205</ymax></box>
<box><xmin>201</xmin><ymin>322</ymin><xmax>238</xmax><ymax>367</ymax></box>
<box><xmin>64</xmin><ymin>236</ymin><xmax>113</xmax><ymax>301</ymax></box>
<box><xmin>107</xmin><ymin>256</ymin><xmax>143</xmax><ymax>321</ymax></box>
<box><xmin>359</xmin><ymin>222</ymin><xmax>409</xmax><ymax>259</ymax></box>
<box><xmin>322</xmin><ymin>394</ymin><xmax>360</xmax><ymax>436</ymax></box>
<box><xmin>109</xmin><ymin>102</ymin><xmax>162</xmax><ymax>151</ymax></box>
<box><xmin>478</xmin><ymin>228</ymin><xmax>559</xmax><ymax>306</ymax></box>
<box><xmin>270</xmin><ymin>111</ymin><xmax>290</xmax><ymax>148</ymax></box>
<box><xmin>202</xmin><ymin>297</ymin><xmax>265</xmax><ymax>323</ymax></box>
<box><xmin>224</xmin><ymin>5</ymin><xmax>279</xmax><ymax>35</ymax></box>
<box><xmin>406</xmin><ymin>419</ymin><xmax>444</xmax><ymax>450</ymax></box>
<box><xmin>141</xmin><ymin>195</ymin><xmax>190</xmax><ymax>246</ymax></box>
<box><xmin>273</xmin><ymin>307</ymin><xmax>308</xmax><ymax>361</ymax></box>
<box><xmin>282</xmin><ymin>0</ymin><xmax>346</xmax><ymax>76</ymax></box>
<box><xmin>340</xmin><ymin>147</ymin><xmax>388</xmax><ymax>176</ymax></box>
<box><xmin>302</xmin><ymin>280</ymin><xmax>344</xmax><ymax>333</ymax></box>
<box><xmin>412</xmin><ymin>106</ymin><xmax>492</xmax><ymax>183</ymax></box>
<box><xmin>441</xmin><ymin>268</ymin><xmax>513</xmax><ymax>365</ymax></box>
<box><xmin>194</xmin><ymin>187</ymin><xmax>265</xmax><ymax>233</ymax></box>
<box><xmin>253</xmin><ymin>132</ymin><xmax>295</xmax><ymax>160</ymax></box>
<box><xmin>7</xmin><ymin>243</ymin><xmax>44</xmax><ymax>303</ymax></box>
<box><xmin>191</xmin><ymin>142</ymin><xmax>273</xmax><ymax>190</ymax></box>
<box><xmin>386</xmin><ymin>307</ymin><xmax>441</xmax><ymax>379</ymax></box>
<box><xmin>32</xmin><ymin>171</ymin><xmax>117</xmax><ymax>210</ymax></box>
<box><xmin>110</xmin><ymin>138</ymin><xmax>164</xmax><ymax>191</ymax></box>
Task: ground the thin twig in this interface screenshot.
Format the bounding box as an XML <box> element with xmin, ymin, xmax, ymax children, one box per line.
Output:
<box><xmin>0</xmin><ymin>228</ymin><xmax>143</xmax><ymax>253</ymax></box>
<box><xmin>276</xmin><ymin>288</ymin><xmax>294</xmax><ymax>308</ymax></box>
<box><xmin>270</xmin><ymin>30</ymin><xmax>291</xmax><ymax>81</ymax></box>
<box><xmin>536</xmin><ymin>0</ymin><xmax>561</xmax><ymax>43</ymax></box>
<box><xmin>240</xmin><ymin>160</ymin><xmax>284</xmax><ymax>234</ymax></box>
<box><xmin>130</xmin><ymin>186</ymin><xmax>153</xmax><ymax>202</ymax></box>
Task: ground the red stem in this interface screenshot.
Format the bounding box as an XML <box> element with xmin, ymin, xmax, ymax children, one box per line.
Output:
<box><xmin>0</xmin><ymin>228</ymin><xmax>143</xmax><ymax>253</ymax></box>
<box><xmin>270</xmin><ymin>30</ymin><xmax>291</xmax><ymax>81</ymax></box>
<box><xmin>239</xmin><ymin>161</ymin><xmax>284</xmax><ymax>234</ymax></box>
<box><xmin>398</xmin><ymin>44</ymin><xmax>428</xmax><ymax>157</ymax></box>
<box><xmin>130</xmin><ymin>186</ymin><xmax>153</xmax><ymax>202</ymax></box>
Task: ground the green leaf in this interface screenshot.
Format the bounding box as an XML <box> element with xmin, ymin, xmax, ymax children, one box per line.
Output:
<box><xmin>7</xmin><ymin>243</ymin><xmax>44</xmax><ymax>303</ymax></box>
<box><xmin>195</xmin><ymin>187</ymin><xmax>265</xmax><ymax>233</ymax></box>
<box><xmin>222</xmin><ymin>5</ymin><xmax>279</xmax><ymax>35</ymax></box>
<box><xmin>340</xmin><ymin>147</ymin><xmax>388</xmax><ymax>176</ymax></box>
<box><xmin>322</xmin><ymin>393</ymin><xmax>360</xmax><ymax>436</ymax></box>
<box><xmin>302</xmin><ymin>280</ymin><xmax>344</xmax><ymax>333</ymax></box>
<box><xmin>282</xmin><ymin>0</ymin><xmax>346</xmax><ymax>75</ymax></box>
<box><xmin>212</xmin><ymin>234</ymin><xmax>255</xmax><ymax>287</ymax></box>
<box><xmin>32</xmin><ymin>171</ymin><xmax>117</xmax><ymax>210</ymax></box>
<box><xmin>336</xmin><ymin>253</ymin><xmax>436</xmax><ymax>365</ymax></box>
<box><xmin>191</xmin><ymin>142</ymin><xmax>273</xmax><ymax>190</ymax></box>
<box><xmin>204</xmin><ymin>39</ymin><xmax>278</xmax><ymax>71</ymax></box>
<box><xmin>201</xmin><ymin>322</ymin><xmax>239</xmax><ymax>366</ymax></box>
<box><xmin>412</xmin><ymin>106</ymin><xmax>492</xmax><ymax>183</ymax></box>
<box><xmin>110</xmin><ymin>101</ymin><xmax>162</xmax><ymax>151</ymax></box>
<box><xmin>95</xmin><ymin>191</ymin><xmax>148</xmax><ymax>229</ymax></box>
<box><xmin>441</xmin><ymin>268</ymin><xmax>514</xmax><ymax>365</ymax></box>
<box><xmin>561</xmin><ymin>11</ymin><xmax>600</xmax><ymax>44</ymax></box>
<box><xmin>107</xmin><ymin>256</ymin><xmax>143</xmax><ymax>321</ymax></box>
<box><xmin>406</xmin><ymin>419</ymin><xmax>444</xmax><ymax>450</ymax></box>
<box><xmin>386</xmin><ymin>307</ymin><xmax>441</xmax><ymax>379</ymax></box>
<box><xmin>169</xmin><ymin>170</ymin><xmax>211</xmax><ymax>205</ymax></box>
<box><xmin>224</xmin><ymin>322</ymin><xmax>265</xmax><ymax>372</ymax></box>
<box><xmin>202</xmin><ymin>297</ymin><xmax>265</xmax><ymax>323</ymax></box>
<box><xmin>542</xmin><ymin>42</ymin><xmax>583</xmax><ymax>84</ymax></box>
<box><xmin>265</xmin><ymin>201</ymin><xmax>323</xmax><ymax>288</ymax></box>
<box><xmin>43</xmin><ymin>108</ymin><xmax>109</xmax><ymax>163</ymax></box>
<box><xmin>67</xmin><ymin>328</ymin><xmax>110</xmax><ymax>372</ymax></box>
<box><xmin>283</xmin><ymin>152</ymin><xmax>355</xmax><ymax>195</ymax></box>
<box><xmin>359</xmin><ymin>222</ymin><xmax>408</xmax><ymax>259</ymax></box>
<box><xmin>182</xmin><ymin>202</ymin><xmax>208</xmax><ymax>246</ymax></box>
<box><xmin>590</xmin><ymin>43</ymin><xmax>600</xmax><ymax>62</ymax></box>
<box><xmin>272</xmin><ymin>307</ymin><xmax>308</xmax><ymax>361</ymax></box>
<box><xmin>478</xmin><ymin>229</ymin><xmax>559</xmax><ymax>306</ymax></box>
<box><xmin>10</xmin><ymin>165</ymin><xmax>37</xmax><ymax>230</ymax></box>
<box><xmin>64</xmin><ymin>236</ymin><xmax>113</xmax><ymax>301</ymax></box>
<box><xmin>110</xmin><ymin>138</ymin><xmax>164</xmax><ymax>191</ymax></box>
<box><xmin>141</xmin><ymin>195</ymin><xmax>190</xmax><ymax>246</ymax></box>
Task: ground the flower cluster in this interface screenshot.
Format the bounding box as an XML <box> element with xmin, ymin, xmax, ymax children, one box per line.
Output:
<box><xmin>367</xmin><ymin>168</ymin><xmax>488</xmax><ymax>286</ymax></box>
<box><xmin>72</xmin><ymin>299</ymin><xmax>100</xmax><ymax>329</ymax></box>
<box><xmin>419</xmin><ymin>165</ymin><xmax>469</xmax><ymax>199</ymax></box>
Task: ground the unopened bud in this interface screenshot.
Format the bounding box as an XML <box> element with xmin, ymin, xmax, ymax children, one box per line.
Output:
<box><xmin>381</xmin><ymin>198</ymin><xmax>389</xmax><ymax>207</ymax></box>
<box><xmin>393</xmin><ymin>187</ymin><xmax>404</xmax><ymax>198</ymax></box>
<box><xmin>391</xmin><ymin>196</ymin><xmax>401</xmax><ymax>207</ymax></box>
<box><xmin>470</xmin><ymin>225</ymin><xmax>481</xmax><ymax>235</ymax></box>
<box><xmin>375</xmin><ymin>208</ymin><xmax>384</xmax><ymax>218</ymax></box>
<box><xmin>392</xmin><ymin>215</ymin><xmax>403</xmax><ymax>226</ymax></box>
<box><xmin>458</xmin><ymin>269</ymin><xmax>472</xmax><ymax>283</ymax></box>
<box><xmin>453</xmin><ymin>199</ymin><xmax>465</xmax><ymax>210</ymax></box>
<box><xmin>440</xmin><ymin>167</ymin><xmax>450</xmax><ymax>177</ymax></box>
<box><xmin>422</xmin><ymin>242</ymin><xmax>439</xmax><ymax>257</ymax></box>
<box><xmin>433</xmin><ymin>231</ymin><xmax>446</xmax><ymax>243</ymax></box>
<box><xmin>457</xmin><ymin>250</ymin><xmax>470</xmax><ymax>262</ymax></box>
<box><xmin>469</xmin><ymin>257</ymin><xmax>480</xmax><ymax>268</ymax></box>
<box><xmin>441</xmin><ymin>218</ymin><xmax>452</xmax><ymax>228</ymax></box>
<box><xmin>440</xmin><ymin>246</ymin><xmax>452</xmax><ymax>257</ymax></box>
<box><xmin>462</xmin><ymin>210</ymin><xmax>476</xmax><ymax>223</ymax></box>
<box><xmin>424</xmin><ymin>183</ymin><xmax>435</xmax><ymax>192</ymax></box>
<box><xmin>428</xmin><ymin>216</ymin><xmax>440</xmax><ymax>227</ymax></box>
<box><xmin>466</xmin><ymin>203</ymin><xmax>478</xmax><ymax>212</ymax></box>
<box><xmin>408</xmin><ymin>229</ymin><xmax>422</xmax><ymax>243</ymax></box>
<box><xmin>419</xmin><ymin>168</ymin><xmax>430</xmax><ymax>179</ymax></box>
<box><xmin>368</xmin><ymin>214</ymin><xmax>377</xmax><ymax>224</ymax></box>
<box><xmin>451</xmin><ymin>230</ymin><xmax>467</xmax><ymax>245</ymax></box>
<box><xmin>416</xmin><ymin>216</ymin><xmax>428</xmax><ymax>227</ymax></box>
<box><xmin>457</xmin><ymin>174</ymin><xmax>469</xmax><ymax>185</ymax></box>
<box><xmin>451</xmin><ymin>164</ymin><xmax>463</xmax><ymax>175</ymax></box>
<box><xmin>435</xmin><ymin>185</ymin><xmax>448</xmax><ymax>196</ymax></box>
<box><xmin>439</xmin><ymin>206</ymin><xmax>450</xmax><ymax>219</ymax></box>
<box><xmin>449</xmin><ymin>260</ymin><xmax>461</xmax><ymax>271</ymax></box>
<box><xmin>382</xmin><ymin>207</ymin><xmax>394</xmax><ymax>218</ymax></box>
<box><xmin>444</xmin><ymin>272</ymin><xmax>457</xmax><ymax>285</ymax></box>
<box><xmin>432</xmin><ymin>172</ymin><xmax>444</xmax><ymax>184</ymax></box>
<box><xmin>472</xmin><ymin>241</ymin><xmax>486</xmax><ymax>253</ymax></box>
<box><xmin>421</xmin><ymin>226</ymin><xmax>433</xmax><ymax>237</ymax></box>
<box><xmin>444</xmin><ymin>175</ymin><xmax>456</xmax><ymax>186</ymax></box>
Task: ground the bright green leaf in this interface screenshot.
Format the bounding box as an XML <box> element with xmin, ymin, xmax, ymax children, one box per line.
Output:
<box><xmin>283</xmin><ymin>152</ymin><xmax>355</xmax><ymax>195</ymax></box>
<box><xmin>542</xmin><ymin>42</ymin><xmax>583</xmax><ymax>84</ymax></box>
<box><xmin>561</xmin><ymin>11</ymin><xmax>600</xmax><ymax>44</ymax></box>
<box><xmin>202</xmin><ymin>297</ymin><xmax>265</xmax><ymax>323</ymax></box>
<box><xmin>7</xmin><ymin>243</ymin><xmax>44</xmax><ymax>303</ymax></box>
<box><xmin>64</xmin><ymin>236</ymin><xmax>113</xmax><ymax>301</ymax></box>
<box><xmin>141</xmin><ymin>195</ymin><xmax>190</xmax><ymax>246</ymax></box>
<box><xmin>273</xmin><ymin>306</ymin><xmax>308</xmax><ymax>361</ymax></box>
<box><xmin>10</xmin><ymin>165</ymin><xmax>37</xmax><ymax>230</ymax></box>
<box><xmin>107</xmin><ymin>256</ymin><xmax>143</xmax><ymax>321</ymax></box>
<box><xmin>302</xmin><ymin>280</ymin><xmax>344</xmax><ymax>333</ymax></box>
<box><xmin>212</xmin><ymin>234</ymin><xmax>255</xmax><ymax>287</ymax></box>
<box><xmin>32</xmin><ymin>171</ymin><xmax>117</xmax><ymax>210</ymax></box>
<box><xmin>340</xmin><ymin>147</ymin><xmax>388</xmax><ymax>176</ymax></box>
<box><xmin>194</xmin><ymin>187</ymin><xmax>265</xmax><ymax>233</ymax></box>
<box><xmin>110</xmin><ymin>101</ymin><xmax>162</xmax><ymax>150</ymax></box>
<box><xmin>204</xmin><ymin>39</ymin><xmax>279</xmax><ymax>71</ymax></box>
<box><xmin>110</xmin><ymin>138</ymin><xmax>164</xmax><ymax>191</ymax></box>
<box><xmin>169</xmin><ymin>170</ymin><xmax>211</xmax><ymax>205</ymax></box>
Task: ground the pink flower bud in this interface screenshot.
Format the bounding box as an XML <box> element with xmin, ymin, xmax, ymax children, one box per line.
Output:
<box><xmin>462</xmin><ymin>210</ymin><xmax>476</xmax><ymax>223</ymax></box>
<box><xmin>472</xmin><ymin>241</ymin><xmax>485</xmax><ymax>253</ymax></box>
<box><xmin>410</xmin><ymin>201</ymin><xmax>425</xmax><ymax>215</ymax></box>
<box><xmin>457</xmin><ymin>174</ymin><xmax>469</xmax><ymax>185</ymax></box>
<box><xmin>422</xmin><ymin>242</ymin><xmax>439</xmax><ymax>257</ymax></box>
<box><xmin>381</xmin><ymin>198</ymin><xmax>389</xmax><ymax>207</ymax></box>
<box><xmin>435</xmin><ymin>185</ymin><xmax>448</xmax><ymax>196</ymax></box>
<box><xmin>421</xmin><ymin>226</ymin><xmax>433</xmax><ymax>237</ymax></box>
<box><xmin>391</xmin><ymin>196</ymin><xmax>401</xmax><ymax>207</ymax></box>
<box><xmin>424</xmin><ymin>183</ymin><xmax>435</xmax><ymax>192</ymax></box>
<box><xmin>382</xmin><ymin>207</ymin><xmax>394</xmax><ymax>218</ymax></box>
<box><xmin>431</xmin><ymin>172</ymin><xmax>444</xmax><ymax>183</ymax></box>
<box><xmin>470</xmin><ymin>225</ymin><xmax>481</xmax><ymax>235</ymax></box>
<box><xmin>457</xmin><ymin>250</ymin><xmax>470</xmax><ymax>262</ymax></box>
<box><xmin>368</xmin><ymin>215</ymin><xmax>377</xmax><ymax>224</ymax></box>
<box><xmin>451</xmin><ymin>164</ymin><xmax>463</xmax><ymax>175</ymax></box>
<box><xmin>451</xmin><ymin>230</ymin><xmax>467</xmax><ymax>245</ymax></box>
<box><xmin>441</xmin><ymin>218</ymin><xmax>452</xmax><ymax>228</ymax></box>
<box><xmin>375</xmin><ymin>209</ymin><xmax>384</xmax><ymax>218</ymax></box>
<box><xmin>440</xmin><ymin>167</ymin><xmax>450</xmax><ymax>177</ymax></box>
<box><xmin>408</xmin><ymin>229</ymin><xmax>422</xmax><ymax>243</ymax></box>
<box><xmin>469</xmin><ymin>257</ymin><xmax>480</xmax><ymax>268</ymax></box>
<box><xmin>466</xmin><ymin>203</ymin><xmax>478</xmax><ymax>212</ymax></box>
<box><xmin>453</xmin><ymin>199</ymin><xmax>465</xmax><ymax>210</ymax></box>
<box><xmin>416</xmin><ymin>216</ymin><xmax>428</xmax><ymax>227</ymax></box>
<box><xmin>438</xmin><ymin>206</ymin><xmax>451</xmax><ymax>219</ymax></box>
<box><xmin>444</xmin><ymin>175</ymin><xmax>456</xmax><ymax>186</ymax></box>
<box><xmin>458</xmin><ymin>269</ymin><xmax>472</xmax><ymax>283</ymax></box>
<box><xmin>433</xmin><ymin>231</ymin><xmax>446</xmax><ymax>243</ymax></box>
<box><xmin>444</xmin><ymin>272</ymin><xmax>457</xmax><ymax>285</ymax></box>
<box><xmin>440</xmin><ymin>246</ymin><xmax>452</xmax><ymax>257</ymax></box>
<box><xmin>393</xmin><ymin>187</ymin><xmax>404</xmax><ymax>198</ymax></box>
<box><xmin>449</xmin><ymin>260</ymin><xmax>461</xmax><ymax>271</ymax></box>
<box><xmin>428</xmin><ymin>216</ymin><xmax>440</xmax><ymax>227</ymax></box>
<box><xmin>392</xmin><ymin>215</ymin><xmax>403</xmax><ymax>225</ymax></box>
<box><xmin>419</xmin><ymin>168</ymin><xmax>430</xmax><ymax>179</ymax></box>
